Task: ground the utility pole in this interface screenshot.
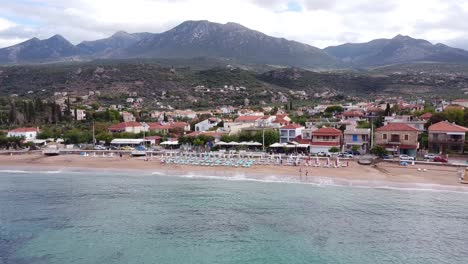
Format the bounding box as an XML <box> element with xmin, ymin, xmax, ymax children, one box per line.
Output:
<box><xmin>92</xmin><ymin>121</ymin><xmax>96</xmax><ymax>146</ymax></box>
<box><xmin>262</xmin><ymin>128</ymin><xmax>265</xmax><ymax>152</ymax></box>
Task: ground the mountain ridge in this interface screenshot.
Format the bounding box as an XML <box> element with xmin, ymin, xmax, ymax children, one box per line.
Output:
<box><xmin>1</xmin><ymin>21</ymin><xmax>468</xmax><ymax>68</ymax></box>
<box><xmin>324</xmin><ymin>35</ymin><xmax>468</xmax><ymax>67</ymax></box>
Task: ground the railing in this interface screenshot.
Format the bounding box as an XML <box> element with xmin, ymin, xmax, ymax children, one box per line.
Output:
<box><xmin>431</xmin><ymin>139</ymin><xmax>464</xmax><ymax>143</ymax></box>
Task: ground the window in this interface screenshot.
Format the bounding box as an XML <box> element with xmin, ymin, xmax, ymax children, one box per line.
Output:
<box><xmin>383</xmin><ymin>134</ymin><xmax>387</xmax><ymax>140</ymax></box>
<box><xmin>352</xmin><ymin>135</ymin><xmax>358</xmax><ymax>142</ymax></box>
<box><xmin>404</xmin><ymin>135</ymin><xmax>409</xmax><ymax>141</ymax></box>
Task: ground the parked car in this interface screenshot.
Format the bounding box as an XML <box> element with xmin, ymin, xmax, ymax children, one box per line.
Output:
<box><xmin>317</xmin><ymin>152</ymin><xmax>333</xmax><ymax>157</ymax></box>
<box><xmin>346</xmin><ymin>150</ymin><xmax>361</xmax><ymax>156</ymax></box>
<box><xmin>424</xmin><ymin>153</ymin><xmax>438</xmax><ymax>160</ymax></box>
<box><xmin>399</xmin><ymin>154</ymin><xmax>415</xmax><ymax>161</ymax></box>
<box><xmin>433</xmin><ymin>156</ymin><xmax>448</xmax><ymax>163</ymax></box>
<box><xmin>339</xmin><ymin>153</ymin><xmax>353</xmax><ymax>158</ymax></box>
<box><xmin>135</xmin><ymin>145</ymin><xmax>147</xmax><ymax>151</ymax></box>
<box><xmin>382</xmin><ymin>155</ymin><xmax>393</xmax><ymax>160</ymax></box>
<box><xmin>94</xmin><ymin>145</ymin><xmax>107</xmax><ymax>150</ymax></box>
<box><xmin>121</xmin><ymin>146</ymin><xmax>134</xmax><ymax>151</ymax></box>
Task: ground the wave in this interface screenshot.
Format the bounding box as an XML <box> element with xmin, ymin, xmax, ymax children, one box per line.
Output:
<box><xmin>0</xmin><ymin>169</ymin><xmax>62</xmax><ymax>174</ymax></box>
<box><xmin>176</xmin><ymin>173</ymin><xmax>468</xmax><ymax>194</ymax></box>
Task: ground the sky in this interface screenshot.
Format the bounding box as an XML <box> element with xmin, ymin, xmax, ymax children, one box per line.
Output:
<box><xmin>0</xmin><ymin>0</ymin><xmax>467</xmax><ymax>49</ymax></box>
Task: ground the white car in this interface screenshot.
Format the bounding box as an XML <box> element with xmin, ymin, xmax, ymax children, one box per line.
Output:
<box><xmin>399</xmin><ymin>154</ymin><xmax>415</xmax><ymax>161</ymax></box>
<box><xmin>424</xmin><ymin>153</ymin><xmax>438</xmax><ymax>160</ymax></box>
<box><xmin>94</xmin><ymin>145</ymin><xmax>107</xmax><ymax>150</ymax></box>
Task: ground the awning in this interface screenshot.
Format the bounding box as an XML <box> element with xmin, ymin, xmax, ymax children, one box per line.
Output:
<box><xmin>160</xmin><ymin>141</ymin><xmax>180</xmax><ymax>145</ymax></box>
<box><xmin>111</xmin><ymin>138</ymin><xmax>145</xmax><ymax>145</ymax></box>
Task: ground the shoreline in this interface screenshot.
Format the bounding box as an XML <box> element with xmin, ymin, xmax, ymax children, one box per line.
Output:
<box><xmin>1</xmin><ymin>153</ymin><xmax>467</xmax><ymax>193</ymax></box>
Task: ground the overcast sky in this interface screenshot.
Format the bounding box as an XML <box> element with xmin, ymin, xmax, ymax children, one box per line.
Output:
<box><xmin>0</xmin><ymin>0</ymin><xmax>467</xmax><ymax>49</ymax></box>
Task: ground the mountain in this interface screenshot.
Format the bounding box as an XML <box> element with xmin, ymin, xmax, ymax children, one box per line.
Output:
<box><xmin>77</xmin><ymin>31</ymin><xmax>153</xmax><ymax>57</ymax></box>
<box><xmin>119</xmin><ymin>20</ymin><xmax>337</xmax><ymax>68</ymax></box>
<box><xmin>324</xmin><ymin>35</ymin><xmax>468</xmax><ymax>67</ymax></box>
<box><xmin>0</xmin><ymin>34</ymin><xmax>80</xmax><ymax>64</ymax></box>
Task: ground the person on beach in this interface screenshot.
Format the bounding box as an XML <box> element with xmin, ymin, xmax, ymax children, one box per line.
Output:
<box><xmin>299</xmin><ymin>167</ymin><xmax>302</xmax><ymax>177</ymax></box>
<box><xmin>305</xmin><ymin>169</ymin><xmax>309</xmax><ymax>177</ymax></box>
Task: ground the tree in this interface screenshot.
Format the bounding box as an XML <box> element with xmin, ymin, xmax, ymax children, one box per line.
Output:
<box><xmin>289</xmin><ymin>101</ymin><xmax>293</xmax><ymax>111</ymax></box>
<box><xmin>338</xmin><ymin>124</ymin><xmax>346</xmax><ymax>132</ymax></box>
<box><xmin>384</xmin><ymin>103</ymin><xmax>391</xmax><ymax>116</ymax></box>
<box><xmin>370</xmin><ymin>145</ymin><xmax>388</xmax><ymax>157</ymax></box>
<box><xmin>324</xmin><ymin>105</ymin><xmax>344</xmax><ymax>114</ymax></box>
<box><xmin>163</xmin><ymin>112</ymin><xmax>168</xmax><ymax>122</ymax></box>
<box><xmin>329</xmin><ymin>147</ymin><xmax>340</xmax><ymax>153</ymax></box>
<box><xmin>193</xmin><ymin>138</ymin><xmax>204</xmax><ymax>146</ymax></box>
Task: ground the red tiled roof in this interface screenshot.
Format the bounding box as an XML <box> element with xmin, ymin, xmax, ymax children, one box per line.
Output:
<box><xmin>147</xmin><ymin>122</ymin><xmax>172</xmax><ymax>130</ymax></box>
<box><xmin>293</xmin><ymin>136</ymin><xmax>311</xmax><ymax>144</ymax></box>
<box><xmin>281</xmin><ymin>124</ymin><xmax>304</xmax><ymax>129</ymax></box>
<box><xmin>420</xmin><ymin>112</ymin><xmax>433</xmax><ymax>119</ymax></box>
<box><xmin>453</xmin><ymin>99</ymin><xmax>468</xmax><ymax>102</ymax></box>
<box><xmin>234</xmin><ymin>115</ymin><xmax>263</xmax><ymax>122</ymax></box>
<box><xmin>376</xmin><ymin>123</ymin><xmax>418</xmax><ymax>132</ymax></box>
<box><xmin>171</xmin><ymin>122</ymin><xmax>189</xmax><ymax>128</ymax></box>
<box><xmin>428</xmin><ymin>121</ymin><xmax>468</xmax><ymax>133</ymax></box>
<box><xmin>444</xmin><ymin>105</ymin><xmax>465</xmax><ymax>110</ymax></box>
<box><xmin>108</xmin><ymin>122</ymin><xmax>142</xmax><ymax>130</ymax></box>
<box><xmin>367</xmin><ymin>107</ymin><xmax>382</xmax><ymax>112</ymax></box>
<box><xmin>343</xmin><ymin>111</ymin><xmax>364</xmax><ymax>117</ymax></box>
<box><xmin>9</xmin><ymin>127</ymin><xmax>38</xmax><ymax>133</ymax></box>
<box><xmin>312</xmin><ymin>127</ymin><xmax>343</xmax><ymax>136</ymax></box>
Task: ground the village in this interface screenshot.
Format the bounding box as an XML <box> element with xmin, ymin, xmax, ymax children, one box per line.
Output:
<box><xmin>3</xmin><ymin>89</ymin><xmax>468</xmax><ymax>167</ymax></box>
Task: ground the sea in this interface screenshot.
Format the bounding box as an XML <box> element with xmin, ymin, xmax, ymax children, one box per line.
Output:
<box><xmin>1</xmin><ymin>170</ymin><xmax>467</xmax><ymax>264</ymax></box>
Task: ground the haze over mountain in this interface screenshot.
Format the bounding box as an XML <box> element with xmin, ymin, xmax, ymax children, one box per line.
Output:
<box><xmin>324</xmin><ymin>35</ymin><xmax>468</xmax><ymax>67</ymax></box>
<box><xmin>0</xmin><ymin>34</ymin><xmax>80</xmax><ymax>64</ymax></box>
<box><xmin>0</xmin><ymin>20</ymin><xmax>468</xmax><ymax>69</ymax></box>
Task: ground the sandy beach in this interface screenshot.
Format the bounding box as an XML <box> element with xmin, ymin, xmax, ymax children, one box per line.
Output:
<box><xmin>0</xmin><ymin>153</ymin><xmax>466</xmax><ymax>192</ymax></box>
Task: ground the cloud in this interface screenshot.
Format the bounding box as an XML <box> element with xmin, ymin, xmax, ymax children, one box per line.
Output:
<box><xmin>0</xmin><ymin>0</ymin><xmax>467</xmax><ymax>50</ymax></box>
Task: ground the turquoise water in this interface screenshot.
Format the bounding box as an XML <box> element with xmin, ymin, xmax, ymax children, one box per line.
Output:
<box><xmin>1</xmin><ymin>171</ymin><xmax>467</xmax><ymax>264</ymax></box>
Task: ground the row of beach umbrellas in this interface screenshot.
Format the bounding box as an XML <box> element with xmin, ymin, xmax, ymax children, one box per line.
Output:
<box><xmin>214</xmin><ymin>141</ymin><xmax>263</xmax><ymax>146</ymax></box>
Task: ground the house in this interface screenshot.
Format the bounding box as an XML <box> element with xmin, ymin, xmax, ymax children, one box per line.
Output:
<box><xmin>147</xmin><ymin>123</ymin><xmax>173</xmax><ymax>134</ymax></box>
<box><xmin>428</xmin><ymin>121</ymin><xmax>468</xmax><ymax>154</ymax></box>
<box><xmin>452</xmin><ymin>99</ymin><xmax>468</xmax><ymax>108</ymax></box>
<box><xmin>108</xmin><ymin>122</ymin><xmax>144</xmax><ymax>133</ymax></box>
<box><xmin>173</xmin><ymin>110</ymin><xmax>197</xmax><ymax>119</ymax></box>
<box><xmin>279</xmin><ymin>124</ymin><xmax>304</xmax><ymax>143</ymax></box>
<box><xmin>342</xmin><ymin>111</ymin><xmax>364</xmax><ymax>122</ymax></box>
<box><xmin>195</xmin><ymin>118</ymin><xmax>221</xmax><ymax>132</ymax></box>
<box><xmin>310</xmin><ymin>127</ymin><xmax>343</xmax><ymax>154</ymax></box>
<box><xmin>122</xmin><ymin>112</ymin><xmax>136</xmax><ymax>122</ymax></box>
<box><xmin>344</xmin><ymin>127</ymin><xmax>371</xmax><ymax>154</ymax></box>
<box><xmin>375</xmin><ymin>123</ymin><xmax>419</xmax><ymax>157</ymax></box>
<box><xmin>384</xmin><ymin>115</ymin><xmax>426</xmax><ymax>132</ymax></box>
<box><xmin>7</xmin><ymin>127</ymin><xmax>39</xmax><ymax>140</ymax></box>
<box><xmin>170</xmin><ymin>122</ymin><xmax>191</xmax><ymax>132</ymax></box>
<box><xmin>273</xmin><ymin>114</ymin><xmax>291</xmax><ymax>126</ymax></box>
<box><xmin>234</xmin><ymin>115</ymin><xmax>263</xmax><ymax>125</ymax></box>
<box><xmin>71</xmin><ymin>109</ymin><xmax>86</xmax><ymax>121</ymax></box>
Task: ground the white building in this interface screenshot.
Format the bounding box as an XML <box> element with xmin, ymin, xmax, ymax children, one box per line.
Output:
<box><xmin>72</xmin><ymin>109</ymin><xmax>86</xmax><ymax>121</ymax></box>
<box><xmin>279</xmin><ymin>124</ymin><xmax>304</xmax><ymax>143</ymax></box>
<box><xmin>7</xmin><ymin>127</ymin><xmax>39</xmax><ymax>140</ymax></box>
<box><xmin>195</xmin><ymin>118</ymin><xmax>221</xmax><ymax>132</ymax></box>
<box><xmin>122</xmin><ymin>112</ymin><xmax>136</xmax><ymax>122</ymax></box>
